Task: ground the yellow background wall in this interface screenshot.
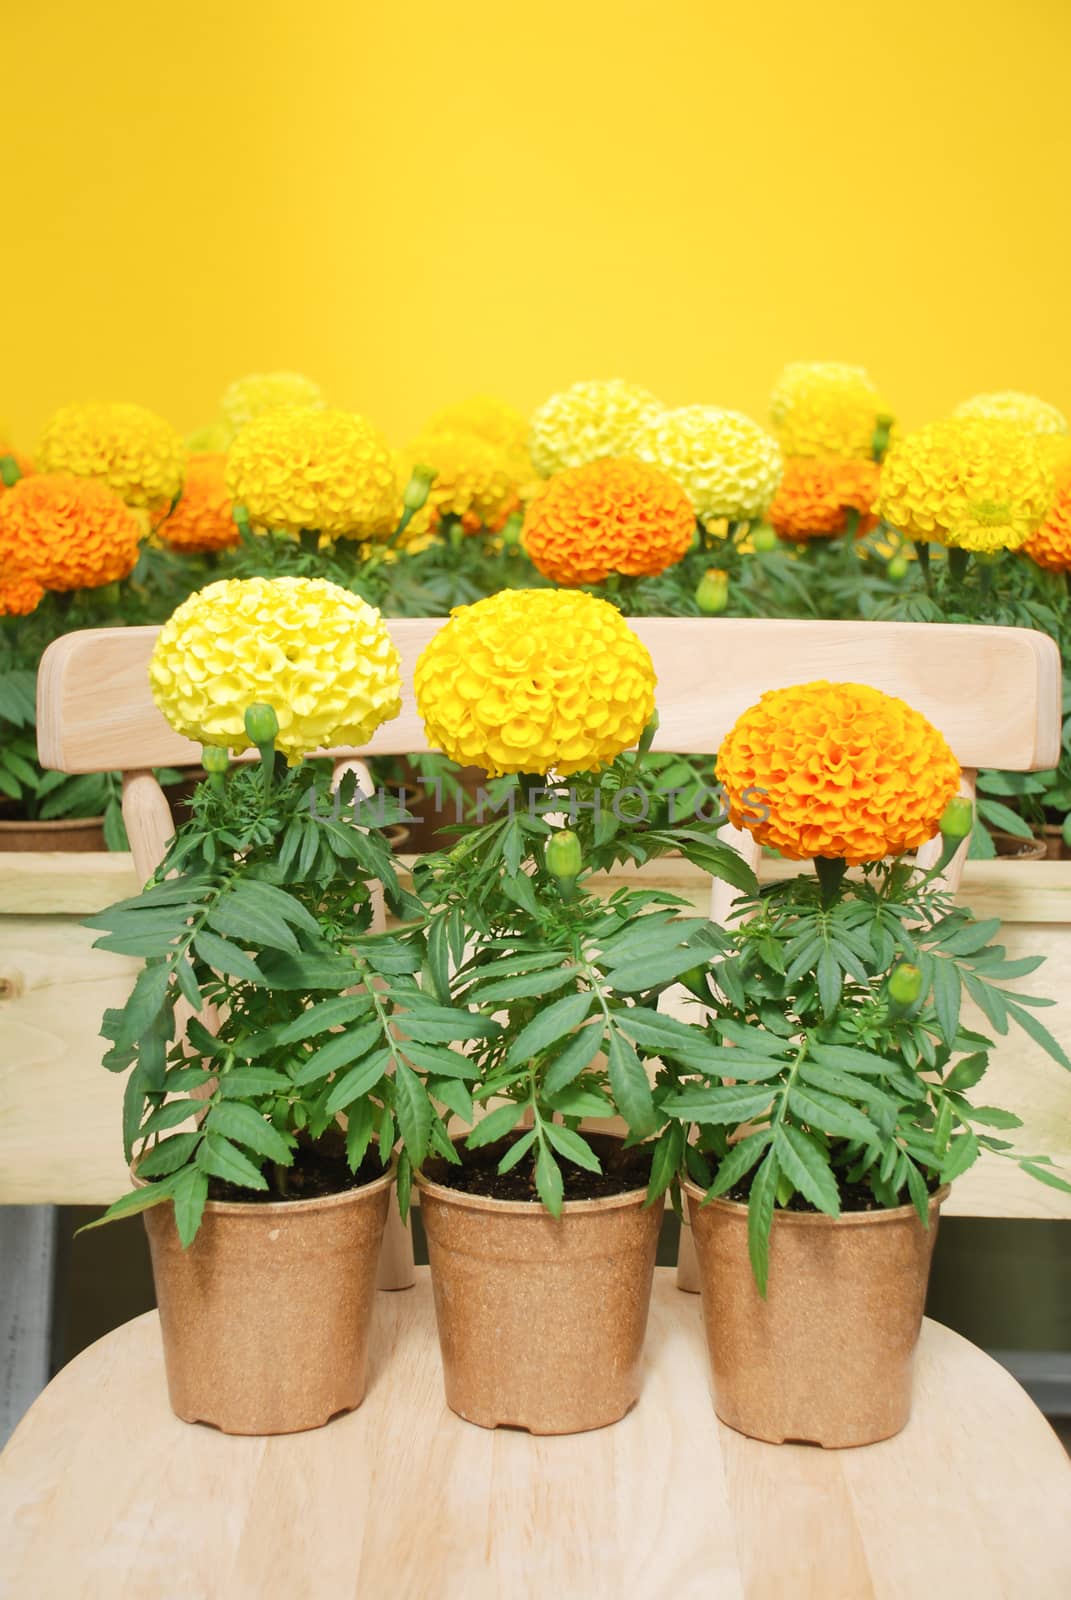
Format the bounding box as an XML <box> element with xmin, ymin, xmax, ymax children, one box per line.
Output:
<box><xmin>4</xmin><ymin>0</ymin><xmax>1069</xmax><ymax>452</ymax></box>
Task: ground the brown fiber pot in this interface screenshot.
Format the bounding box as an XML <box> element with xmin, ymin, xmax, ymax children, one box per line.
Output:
<box><xmin>0</xmin><ymin>815</ymin><xmax>106</xmax><ymax>852</ymax></box>
<box><xmin>417</xmin><ymin>1170</ymin><xmax>664</xmax><ymax>1434</ymax></box>
<box><xmin>141</xmin><ymin>1166</ymin><xmax>394</xmax><ymax>1435</ymax></box>
<box><xmin>684</xmin><ymin>1178</ymin><xmax>949</xmax><ymax>1448</ymax></box>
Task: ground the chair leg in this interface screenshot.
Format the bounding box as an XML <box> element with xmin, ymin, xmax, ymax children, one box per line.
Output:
<box><xmin>377</xmin><ymin>1200</ymin><xmax>416</xmax><ymax>1291</ymax></box>
<box><xmin>676</xmin><ymin>1215</ymin><xmax>701</xmax><ymax>1293</ymax></box>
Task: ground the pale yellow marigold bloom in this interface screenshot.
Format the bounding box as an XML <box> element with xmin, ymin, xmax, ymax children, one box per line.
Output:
<box><xmin>633</xmin><ymin>406</ymin><xmax>782</xmax><ymax>521</ymax></box>
<box><xmin>769</xmin><ymin>362</ymin><xmax>891</xmax><ymax>460</ymax></box>
<box><xmin>149</xmin><ymin>576</ymin><xmax>402</xmax><ymax>761</ymax></box>
<box><xmin>226</xmin><ymin>407</ymin><xmax>399</xmax><ymax>539</ymax></box>
<box><xmin>528</xmin><ymin>379</ymin><xmax>663</xmax><ymax>477</ymax></box>
<box><xmin>38</xmin><ymin>402</ymin><xmax>184</xmax><ymax>513</ymax></box>
<box><xmin>220</xmin><ymin>372</ymin><xmax>325</xmax><ymax>430</ymax></box>
<box><xmin>414</xmin><ymin>589</ymin><xmax>656</xmax><ymax>777</ymax></box>
<box><xmin>877</xmin><ymin>417</ymin><xmax>1055</xmax><ymax>553</ymax></box>
<box><xmin>953</xmin><ymin>390</ymin><xmax>1068</xmax><ymax>437</ymax></box>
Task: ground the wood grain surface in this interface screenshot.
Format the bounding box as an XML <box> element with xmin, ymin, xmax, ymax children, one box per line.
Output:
<box><xmin>2</xmin><ymin>1271</ymin><xmax>1069</xmax><ymax>1599</ymax></box>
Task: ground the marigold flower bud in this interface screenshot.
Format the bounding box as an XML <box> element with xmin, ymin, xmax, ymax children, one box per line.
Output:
<box><xmin>404</xmin><ymin>465</ymin><xmax>437</xmax><ymax>513</ymax></box>
<box><xmin>545</xmin><ymin>829</ymin><xmax>583</xmax><ymax>883</ymax></box>
<box><xmin>888</xmin><ymin>962</ymin><xmax>923</xmax><ymax>1010</ymax></box>
<box><xmin>886</xmin><ymin>554</ymin><xmax>908</xmax><ymax>581</ymax></box>
<box><xmin>201</xmin><ymin>745</ymin><xmax>230</xmax><ymax>773</ymax></box>
<box><xmin>244</xmin><ymin>703</ymin><xmax>280</xmax><ymax>748</ymax></box>
<box><xmin>696</xmin><ymin>568</ymin><xmax>729</xmax><ymax>615</ymax></box>
<box><xmin>751</xmin><ymin>524</ymin><xmax>778</xmax><ymax>552</ymax></box>
<box><xmin>939</xmin><ymin>796</ymin><xmax>974</xmax><ymax>843</ymax></box>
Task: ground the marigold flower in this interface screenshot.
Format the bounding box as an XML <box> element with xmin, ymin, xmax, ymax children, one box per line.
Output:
<box><xmin>633</xmin><ymin>407</ymin><xmax>782</xmax><ymax>522</ymax></box>
<box><xmin>522</xmin><ymin>457</ymin><xmax>694</xmax><ymax>584</ymax></box>
<box><xmin>404</xmin><ymin>429</ymin><xmax>522</xmax><ymax>531</ymax></box>
<box><xmin>953</xmin><ymin>391</ymin><xmax>1067</xmax><ymax>436</ymax></box>
<box><xmin>414</xmin><ymin>589</ymin><xmax>656</xmax><ymax>777</ymax></box>
<box><xmin>220</xmin><ymin>372</ymin><xmax>325</xmax><ymax>430</ymax></box>
<box><xmin>0</xmin><ymin>474</ymin><xmax>141</xmax><ymax>590</ymax></box>
<box><xmin>769</xmin><ymin>362</ymin><xmax>891</xmax><ymax>460</ymax></box>
<box><xmin>37</xmin><ymin>402</ymin><xmax>184</xmax><ymax>512</ymax></box>
<box><xmin>225</xmin><ymin>408</ymin><xmax>399</xmax><ymax>539</ymax></box>
<box><xmin>768</xmin><ymin>458</ymin><xmax>881</xmax><ymax>541</ymax></box>
<box><xmin>422</xmin><ymin>396</ymin><xmax>528</xmax><ymax>456</ymax></box>
<box><xmin>717</xmin><ymin>681</ymin><xmax>960</xmax><ymax>864</ymax></box>
<box><xmin>528</xmin><ymin>380</ymin><xmax>663</xmax><ymax>477</ymax></box>
<box><xmin>1023</xmin><ymin>456</ymin><xmax>1071</xmax><ymax>571</ymax></box>
<box><xmin>877</xmin><ymin>417</ymin><xmax>1054</xmax><ymax>553</ymax></box>
<box><xmin>0</xmin><ymin>575</ymin><xmax>45</xmax><ymax>616</ymax></box>
<box><xmin>157</xmin><ymin>454</ymin><xmax>239</xmax><ymax>554</ymax></box>
<box><xmin>149</xmin><ymin>576</ymin><xmax>402</xmax><ymax>761</ymax></box>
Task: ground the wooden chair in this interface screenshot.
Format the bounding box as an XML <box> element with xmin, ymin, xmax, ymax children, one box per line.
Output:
<box><xmin>3</xmin><ymin>614</ymin><xmax>1069</xmax><ymax>1592</ymax></box>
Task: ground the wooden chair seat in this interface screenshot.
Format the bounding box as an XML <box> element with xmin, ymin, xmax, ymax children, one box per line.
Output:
<box><xmin>2</xmin><ymin>1270</ymin><xmax>1069</xmax><ymax>1598</ymax></box>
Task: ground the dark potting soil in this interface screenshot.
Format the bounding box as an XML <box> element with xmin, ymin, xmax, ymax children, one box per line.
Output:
<box><xmin>204</xmin><ymin>1129</ymin><xmax>387</xmax><ymax>1204</ymax></box>
<box><xmin>720</xmin><ymin>1159</ymin><xmax>940</xmax><ymax>1214</ymax></box>
<box><xmin>424</xmin><ymin>1131</ymin><xmax>653</xmax><ymax>1203</ymax></box>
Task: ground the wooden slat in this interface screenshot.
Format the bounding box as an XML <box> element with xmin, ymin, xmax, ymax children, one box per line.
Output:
<box><xmin>3</xmin><ymin>857</ymin><xmax>1070</xmax><ymax>1211</ymax></box>
<box><xmin>37</xmin><ymin>617</ymin><xmax>1061</xmax><ymax>773</ymax></box>
<box><xmin>2</xmin><ymin>1277</ymin><xmax>1069</xmax><ymax>1597</ymax></box>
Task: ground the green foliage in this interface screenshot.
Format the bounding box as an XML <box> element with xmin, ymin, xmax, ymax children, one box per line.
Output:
<box><xmin>658</xmin><ymin>858</ymin><xmax>1071</xmax><ymax>1295</ymax></box>
<box><xmin>412</xmin><ymin>756</ymin><xmax>756</xmax><ymax>1213</ymax></box>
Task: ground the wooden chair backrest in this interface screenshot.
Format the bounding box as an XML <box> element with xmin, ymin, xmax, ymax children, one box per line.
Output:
<box><xmin>38</xmin><ymin>616</ymin><xmax>1061</xmax><ymax>890</ymax></box>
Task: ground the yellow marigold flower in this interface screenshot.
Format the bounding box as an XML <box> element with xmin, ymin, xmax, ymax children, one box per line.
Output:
<box><xmin>528</xmin><ymin>380</ymin><xmax>663</xmax><ymax>477</ymax></box>
<box><xmin>157</xmin><ymin>454</ymin><xmax>239</xmax><ymax>555</ymax></box>
<box><xmin>0</xmin><ymin>474</ymin><xmax>141</xmax><ymax>590</ymax></box>
<box><xmin>220</xmin><ymin>372</ymin><xmax>325</xmax><ymax>430</ymax></box>
<box><xmin>0</xmin><ymin>575</ymin><xmax>45</xmax><ymax>616</ymax></box>
<box><xmin>768</xmin><ymin>458</ymin><xmax>881</xmax><ymax>541</ymax></box>
<box><xmin>877</xmin><ymin>417</ymin><xmax>1054</xmax><ymax>553</ymax></box>
<box><xmin>769</xmin><ymin>362</ymin><xmax>891</xmax><ymax>460</ymax></box>
<box><xmin>226</xmin><ymin>408</ymin><xmax>399</xmax><ymax>539</ymax></box>
<box><xmin>405</xmin><ymin>429</ymin><xmax>522</xmax><ymax>530</ymax></box>
<box><xmin>1023</xmin><ymin>455</ymin><xmax>1071</xmax><ymax>572</ymax></box>
<box><xmin>953</xmin><ymin>390</ymin><xmax>1068</xmax><ymax>436</ymax></box>
<box><xmin>717</xmin><ymin>681</ymin><xmax>960</xmax><ymax>864</ymax></box>
<box><xmin>149</xmin><ymin>576</ymin><xmax>402</xmax><ymax>762</ymax></box>
<box><xmin>522</xmin><ymin>457</ymin><xmax>695</xmax><ymax>584</ymax></box>
<box><xmin>422</xmin><ymin>395</ymin><xmax>528</xmax><ymax>456</ymax></box>
<box><xmin>633</xmin><ymin>407</ymin><xmax>782</xmax><ymax>522</ymax></box>
<box><xmin>37</xmin><ymin>402</ymin><xmax>184</xmax><ymax>513</ymax></box>
<box><xmin>414</xmin><ymin>589</ymin><xmax>656</xmax><ymax>777</ymax></box>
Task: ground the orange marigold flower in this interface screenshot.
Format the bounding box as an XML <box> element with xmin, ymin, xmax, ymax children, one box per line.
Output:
<box><xmin>1023</xmin><ymin>456</ymin><xmax>1071</xmax><ymax>572</ymax></box>
<box><xmin>716</xmin><ymin>681</ymin><xmax>960</xmax><ymax>864</ymax></box>
<box><xmin>0</xmin><ymin>473</ymin><xmax>142</xmax><ymax>591</ymax></box>
<box><xmin>522</xmin><ymin>457</ymin><xmax>695</xmax><ymax>585</ymax></box>
<box><xmin>768</xmin><ymin>458</ymin><xmax>881</xmax><ymax>542</ymax></box>
<box><xmin>0</xmin><ymin>574</ymin><xmax>45</xmax><ymax>616</ymax></box>
<box><xmin>157</xmin><ymin>454</ymin><xmax>239</xmax><ymax>554</ymax></box>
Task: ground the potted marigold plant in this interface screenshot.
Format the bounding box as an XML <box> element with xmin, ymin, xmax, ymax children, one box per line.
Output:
<box><xmin>84</xmin><ymin>575</ymin><xmax>480</xmax><ymax>1436</ymax></box>
<box><xmin>659</xmin><ymin>680</ymin><xmax>1071</xmax><ymax>1448</ymax></box>
<box><xmin>405</xmin><ymin>588</ymin><xmax>756</xmax><ymax>1434</ymax></box>
<box><xmin>0</xmin><ymin>471</ymin><xmax>149</xmax><ymax>848</ymax></box>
